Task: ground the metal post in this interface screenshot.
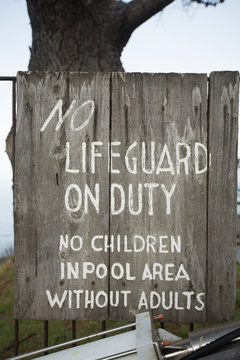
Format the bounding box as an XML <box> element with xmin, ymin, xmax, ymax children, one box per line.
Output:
<box><xmin>0</xmin><ymin>76</ymin><xmax>17</xmax><ymax>356</ymax></box>
<box><xmin>14</xmin><ymin>319</ymin><xmax>19</xmax><ymax>356</ymax></box>
<box><xmin>44</xmin><ymin>321</ymin><xmax>48</xmax><ymax>355</ymax></box>
<box><xmin>189</xmin><ymin>323</ymin><xmax>194</xmax><ymax>332</ymax></box>
<box><xmin>72</xmin><ymin>320</ymin><xmax>76</xmax><ymax>347</ymax></box>
<box><xmin>12</xmin><ymin>77</ymin><xmax>17</xmax><ymax>171</ymax></box>
<box><xmin>102</xmin><ymin>320</ymin><xmax>107</xmax><ymax>338</ymax></box>
<box><xmin>12</xmin><ymin>77</ymin><xmax>18</xmax><ymax>358</ymax></box>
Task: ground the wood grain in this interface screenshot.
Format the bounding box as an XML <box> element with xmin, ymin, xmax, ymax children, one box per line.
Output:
<box><xmin>15</xmin><ymin>72</ymin><xmax>110</xmax><ymax>319</ymax></box>
<box><xmin>207</xmin><ymin>71</ymin><xmax>239</xmax><ymax>322</ymax></box>
<box><xmin>14</xmin><ymin>71</ymin><xmax>238</xmax><ymax>322</ymax></box>
<box><xmin>110</xmin><ymin>73</ymin><xmax>208</xmax><ymax>322</ymax></box>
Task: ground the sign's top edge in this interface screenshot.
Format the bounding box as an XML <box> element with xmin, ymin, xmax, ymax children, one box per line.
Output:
<box><xmin>16</xmin><ymin>70</ymin><xmax>239</xmax><ymax>77</ymax></box>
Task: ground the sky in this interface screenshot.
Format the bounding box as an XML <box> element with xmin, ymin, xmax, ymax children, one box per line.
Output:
<box><xmin>0</xmin><ymin>0</ymin><xmax>239</xmax><ymax>255</ymax></box>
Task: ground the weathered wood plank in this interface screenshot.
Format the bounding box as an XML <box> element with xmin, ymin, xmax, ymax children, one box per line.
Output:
<box><xmin>15</xmin><ymin>72</ymin><xmax>110</xmax><ymax>319</ymax></box>
<box><xmin>207</xmin><ymin>71</ymin><xmax>239</xmax><ymax>322</ymax></box>
<box><xmin>109</xmin><ymin>73</ymin><xmax>208</xmax><ymax>322</ymax></box>
<box><xmin>14</xmin><ymin>71</ymin><xmax>238</xmax><ymax>322</ymax></box>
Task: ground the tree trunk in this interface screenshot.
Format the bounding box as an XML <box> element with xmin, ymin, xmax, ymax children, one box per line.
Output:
<box><xmin>27</xmin><ymin>0</ymin><xmax>129</xmax><ymax>72</ymax></box>
<box><xmin>26</xmin><ymin>0</ymin><xmax>177</xmax><ymax>72</ymax></box>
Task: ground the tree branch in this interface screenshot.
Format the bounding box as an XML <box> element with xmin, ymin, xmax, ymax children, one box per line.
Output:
<box><xmin>190</xmin><ymin>0</ymin><xmax>225</xmax><ymax>6</ymax></box>
<box><xmin>125</xmin><ymin>0</ymin><xmax>175</xmax><ymax>32</ymax></box>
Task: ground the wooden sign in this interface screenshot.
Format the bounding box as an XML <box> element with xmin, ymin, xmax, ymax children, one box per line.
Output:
<box><xmin>14</xmin><ymin>72</ymin><xmax>239</xmax><ymax>322</ymax></box>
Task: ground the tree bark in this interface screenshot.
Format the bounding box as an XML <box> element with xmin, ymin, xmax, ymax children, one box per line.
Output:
<box><xmin>26</xmin><ymin>0</ymin><xmax>177</xmax><ymax>72</ymax></box>
<box><xmin>27</xmin><ymin>0</ymin><xmax>120</xmax><ymax>71</ymax></box>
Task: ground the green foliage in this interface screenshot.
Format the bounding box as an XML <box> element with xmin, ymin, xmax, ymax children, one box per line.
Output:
<box><xmin>0</xmin><ymin>246</ymin><xmax>14</xmax><ymax>259</ymax></box>
<box><xmin>235</xmin><ymin>263</ymin><xmax>240</xmax><ymax>319</ymax></box>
